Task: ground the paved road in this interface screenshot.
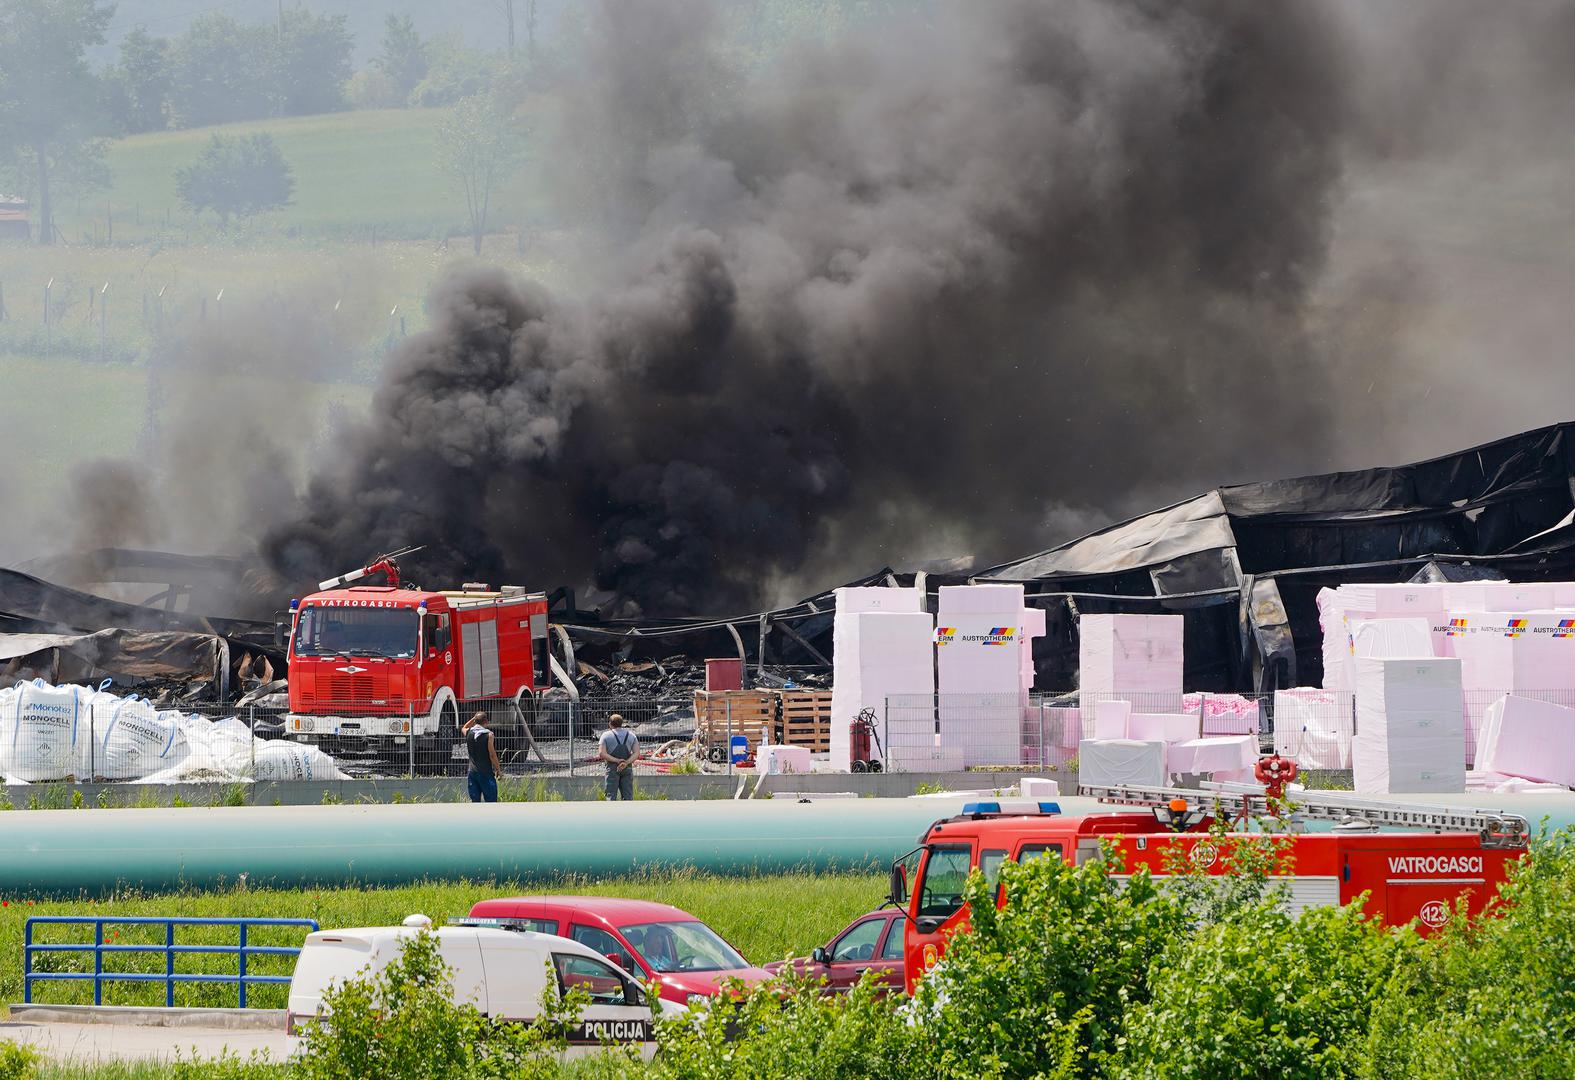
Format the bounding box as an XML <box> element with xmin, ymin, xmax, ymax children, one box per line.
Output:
<box><xmin>0</xmin><ymin>1019</ymin><xmax>294</xmax><ymax>1063</ymax></box>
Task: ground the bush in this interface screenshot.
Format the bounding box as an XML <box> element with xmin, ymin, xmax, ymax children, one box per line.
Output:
<box><xmin>911</xmin><ymin>853</ymin><xmax>1190</xmax><ymax>1078</ymax></box>
<box><xmin>649</xmin><ymin>966</ymin><xmax>920</xmax><ymax>1080</ymax></box>
<box><xmin>1114</xmin><ymin>901</ymin><xmax>1414</xmax><ymax>1079</ymax></box>
<box><xmin>1358</xmin><ymin>830</ymin><xmax>1575</xmax><ymax>1079</ymax></box>
<box><xmin>175</xmin><ymin>134</ymin><xmax>294</xmax><ymax>224</ymax></box>
<box><xmin>0</xmin><ymin>1039</ymin><xmax>42</xmax><ymax>1080</ymax></box>
<box><xmin>294</xmin><ymin>928</ymin><xmax>597</xmax><ymax>1080</ymax></box>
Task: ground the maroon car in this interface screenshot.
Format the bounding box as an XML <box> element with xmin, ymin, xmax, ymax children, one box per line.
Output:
<box><xmin>764</xmin><ymin>909</ymin><xmax>905</xmax><ymax>993</ymax></box>
<box><xmin>466</xmin><ymin>895</ymin><xmax>775</xmax><ymax>1007</ymax></box>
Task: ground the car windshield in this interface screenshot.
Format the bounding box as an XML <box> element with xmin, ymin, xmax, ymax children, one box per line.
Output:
<box><xmin>620</xmin><ymin>921</ymin><xmax>748</xmax><ymax>973</ymax></box>
<box><xmin>293</xmin><ymin>605</ymin><xmax>418</xmax><ymax>659</ymax></box>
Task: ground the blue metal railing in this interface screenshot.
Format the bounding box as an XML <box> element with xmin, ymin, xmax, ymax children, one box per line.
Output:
<box><xmin>24</xmin><ymin>916</ymin><xmax>319</xmax><ymax>1008</ymax></box>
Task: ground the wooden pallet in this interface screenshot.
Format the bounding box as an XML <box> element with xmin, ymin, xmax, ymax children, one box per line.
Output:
<box><xmin>776</xmin><ymin>690</ymin><xmax>832</xmax><ymax>752</ymax></box>
<box><xmin>693</xmin><ymin>690</ymin><xmax>781</xmax><ymax>754</ymax></box>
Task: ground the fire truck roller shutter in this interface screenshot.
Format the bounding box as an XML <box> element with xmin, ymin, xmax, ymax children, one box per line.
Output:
<box><xmin>462</xmin><ymin>618</ymin><xmax>501</xmax><ymax>698</ymax></box>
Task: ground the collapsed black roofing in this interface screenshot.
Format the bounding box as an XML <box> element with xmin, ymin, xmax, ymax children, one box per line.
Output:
<box><xmin>567</xmin><ymin>422</ymin><xmax>1575</xmax><ymax>695</ymax></box>
<box><xmin>7</xmin><ymin>425</ymin><xmax>1575</xmax><ymax>697</ymax></box>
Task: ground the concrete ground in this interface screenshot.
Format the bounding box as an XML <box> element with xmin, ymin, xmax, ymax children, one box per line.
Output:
<box><xmin>1</xmin><ymin>1018</ymin><xmax>294</xmax><ymax>1063</ymax></box>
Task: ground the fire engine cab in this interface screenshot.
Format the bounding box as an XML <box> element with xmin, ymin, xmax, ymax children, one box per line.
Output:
<box><xmin>284</xmin><ymin>550</ymin><xmax>558</xmax><ymax>764</ymax></box>
<box><xmin>890</xmin><ymin>781</ymin><xmax>1531</xmax><ymax>994</ymax></box>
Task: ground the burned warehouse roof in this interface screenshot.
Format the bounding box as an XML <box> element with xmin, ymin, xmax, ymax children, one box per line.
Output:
<box><xmin>564</xmin><ymin>422</ymin><xmax>1575</xmax><ymax>696</ymax></box>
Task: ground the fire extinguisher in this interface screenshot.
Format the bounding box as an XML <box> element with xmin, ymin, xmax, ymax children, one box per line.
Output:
<box><xmin>850</xmin><ymin>708</ymin><xmax>885</xmax><ymax>773</ymax></box>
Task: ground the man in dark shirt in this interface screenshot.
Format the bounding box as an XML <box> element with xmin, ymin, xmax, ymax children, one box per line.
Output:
<box><xmin>463</xmin><ymin>712</ymin><xmax>501</xmax><ymax>803</ymax></box>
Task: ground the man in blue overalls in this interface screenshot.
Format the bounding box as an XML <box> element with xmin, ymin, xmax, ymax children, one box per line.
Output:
<box><xmin>597</xmin><ymin>713</ymin><xmax>639</xmax><ymax>801</ymax></box>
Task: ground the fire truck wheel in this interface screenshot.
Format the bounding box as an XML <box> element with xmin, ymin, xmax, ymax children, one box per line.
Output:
<box><xmin>851</xmin><ymin>760</ymin><xmax>869</xmax><ymax>773</ymax></box>
<box><xmin>439</xmin><ymin>704</ymin><xmax>465</xmax><ymax>776</ymax></box>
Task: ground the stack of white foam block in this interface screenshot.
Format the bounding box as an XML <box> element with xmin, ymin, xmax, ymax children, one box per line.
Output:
<box><xmin>1079</xmin><ymin>613</ymin><xmax>1184</xmax><ymax>712</ymax></box>
<box><xmin>935</xmin><ymin>584</ymin><xmax>1045</xmax><ymax>766</ymax></box>
<box><xmin>1167</xmin><ymin>735</ymin><xmax>1257</xmax><ymax>779</ymax></box>
<box><xmin>1078</xmin><ymin>738</ymin><xmax>1167</xmax><ymax>787</ymax></box>
<box><xmin>829</xmin><ymin>586</ymin><xmax>937</xmax><ymax>772</ymax></box>
<box><xmin>1475</xmin><ymin>695</ymin><xmax>1575</xmax><ymax>788</ymax></box>
<box><xmin>1352</xmin><ymin>657</ymin><xmax>1466</xmax><ymax>794</ymax></box>
<box><xmin>1272</xmin><ymin>687</ymin><xmax>1353</xmax><ymax>769</ymax></box>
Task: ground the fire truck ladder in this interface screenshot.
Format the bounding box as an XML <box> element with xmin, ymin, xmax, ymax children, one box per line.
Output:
<box><xmin>1078</xmin><ymin>781</ymin><xmax>1532</xmax><ymax>849</ymax></box>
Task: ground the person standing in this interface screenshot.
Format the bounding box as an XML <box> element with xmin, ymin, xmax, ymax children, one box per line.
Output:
<box><xmin>598</xmin><ymin>713</ymin><xmax>638</xmax><ymax>801</ymax></box>
<box><xmin>463</xmin><ymin>712</ymin><xmax>501</xmax><ymax>803</ymax></box>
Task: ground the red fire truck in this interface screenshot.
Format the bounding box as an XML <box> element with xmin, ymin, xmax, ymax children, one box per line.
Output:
<box><xmin>890</xmin><ymin>782</ymin><xmax>1530</xmax><ymax>994</ymax></box>
<box><xmin>284</xmin><ymin>551</ymin><xmax>556</xmax><ymax>765</ymax></box>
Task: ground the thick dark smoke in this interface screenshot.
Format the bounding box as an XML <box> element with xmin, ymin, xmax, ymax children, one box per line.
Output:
<box><xmin>264</xmin><ymin>0</ymin><xmax>1357</xmax><ymax>616</ymax></box>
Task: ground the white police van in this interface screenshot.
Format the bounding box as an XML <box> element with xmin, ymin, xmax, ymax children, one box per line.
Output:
<box><xmin>286</xmin><ymin>915</ymin><xmax>676</xmax><ymax>1059</ymax></box>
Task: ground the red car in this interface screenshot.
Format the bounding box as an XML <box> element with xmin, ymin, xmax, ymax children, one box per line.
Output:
<box><xmin>763</xmin><ymin>909</ymin><xmax>906</xmax><ymax>993</ymax></box>
<box><xmin>465</xmin><ymin>896</ymin><xmax>775</xmax><ymax>1006</ymax></box>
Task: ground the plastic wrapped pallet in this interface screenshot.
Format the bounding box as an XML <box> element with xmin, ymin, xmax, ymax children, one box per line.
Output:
<box><xmin>936</xmin><ymin>584</ymin><xmax>1043</xmax><ymax>764</ymax></box>
<box><xmin>1078</xmin><ymin>739</ymin><xmax>1167</xmax><ymax>788</ymax></box>
<box><xmin>1272</xmin><ymin>688</ymin><xmax>1352</xmax><ymax>770</ymax></box>
<box><xmin>1181</xmin><ymin>693</ymin><xmax>1261</xmax><ymax>735</ymax></box>
<box><xmin>1078</xmin><ymin>614</ymin><xmax>1183</xmax><ymax>712</ymax></box>
<box><xmin>830</xmin><ymin>602</ymin><xmax>936</xmax><ymax>771</ymax></box>
<box><xmin>1352</xmin><ymin>657</ymin><xmax>1466</xmax><ymax>793</ymax></box>
<box><xmin>1352</xmin><ymin>734</ymin><xmax>1466</xmax><ymax>795</ymax></box>
<box><xmin>1476</xmin><ymin>695</ymin><xmax>1575</xmax><ymax>787</ymax></box>
<box><xmin>1167</xmin><ymin>735</ymin><xmax>1256</xmax><ymax>776</ymax></box>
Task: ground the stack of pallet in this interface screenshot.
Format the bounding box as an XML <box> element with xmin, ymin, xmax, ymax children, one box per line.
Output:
<box><xmin>776</xmin><ymin>689</ymin><xmax>832</xmax><ymax>753</ymax></box>
<box><xmin>692</xmin><ymin>690</ymin><xmax>780</xmax><ymax>758</ymax></box>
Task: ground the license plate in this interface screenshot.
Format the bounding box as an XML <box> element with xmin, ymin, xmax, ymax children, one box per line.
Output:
<box><xmin>451</xmin><ymin>744</ymin><xmax>468</xmax><ymax>760</ymax></box>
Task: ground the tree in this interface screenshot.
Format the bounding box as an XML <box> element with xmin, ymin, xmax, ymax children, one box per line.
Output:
<box><xmin>175</xmin><ymin>133</ymin><xmax>294</xmax><ymax>224</ymax></box>
<box><xmin>166</xmin><ymin>14</ymin><xmax>275</xmax><ymax>128</ymax></box>
<box><xmin>0</xmin><ymin>0</ymin><xmax>114</xmax><ymax>245</ymax></box>
<box><xmin>274</xmin><ymin>9</ymin><xmax>353</xmax><ymax>116</ymax></box>
<box><xmin>106</xmin><ymin>26</ymin><xmax>171</xmax><ymax>134</ymax></box>
<box><xmin>437</xmin><ymin>93</ymin><xmax>524</xmax><ymax>255</ymax></box>
<box><xmin>373</xmin><ymin>14</ymin><xmax>428</xmax><ymax>104</ymax></box>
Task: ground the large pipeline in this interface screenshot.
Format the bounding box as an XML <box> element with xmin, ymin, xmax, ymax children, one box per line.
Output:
<box><xmin>2</xmin><ymin>793</ymin><xmax>1572</xmax><ymax>898</ymax></box>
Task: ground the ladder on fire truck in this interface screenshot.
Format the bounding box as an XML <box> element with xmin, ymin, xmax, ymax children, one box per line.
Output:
<box><xmin>1079</xmin><ymin>781</ymin><xmax>1531</xmax><ymax>849</ymax></box>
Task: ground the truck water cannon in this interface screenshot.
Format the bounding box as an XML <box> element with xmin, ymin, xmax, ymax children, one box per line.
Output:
<box><xmin>316</xmin><ymin>546</ymin><xmax>425</xmax><ymax>592</ymax></box>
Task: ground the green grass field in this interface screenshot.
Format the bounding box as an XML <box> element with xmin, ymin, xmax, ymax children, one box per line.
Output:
<box><xmin>1</xmin><ymin>869</ymin><xmax>886</xmax><ymax>1012</ymax></box>
<box><xmin>54</xmin><ymin>110</ymin><xmax>459</xmax><ymax>245</ymax></box>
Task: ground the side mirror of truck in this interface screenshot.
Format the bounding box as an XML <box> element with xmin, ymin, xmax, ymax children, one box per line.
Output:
<box><xmin>608</xmin><ymin>951</ymin><xmax>633</xmax><ymax>972</ymax></box>
<box><xmin>889</xmin><ymin>862</ymin><xmax>908</xmax><ymax>906</ymax></box>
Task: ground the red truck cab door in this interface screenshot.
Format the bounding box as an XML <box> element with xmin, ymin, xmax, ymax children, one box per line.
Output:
<box><xmin>903</xmin><ymin>842</ymin><xmax>974</xmax><ymax>992</ymax></box>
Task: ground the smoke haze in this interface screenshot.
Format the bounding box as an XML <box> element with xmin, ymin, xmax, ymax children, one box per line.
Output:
<box><xmin>44</xmin><ymin>0</ymin><xmax>1575</xmax><ymax>619</ymax></box>
<box><xmin>264</xmin><ymin>0</ymin><xmax>1362</xmax><ymax>616</ymax></box>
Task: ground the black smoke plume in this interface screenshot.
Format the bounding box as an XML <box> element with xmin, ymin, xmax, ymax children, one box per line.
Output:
<box><xmin>265</xmin><ymin>1</ymin><xmax>1356</xmax><ymax>616</ymax></box>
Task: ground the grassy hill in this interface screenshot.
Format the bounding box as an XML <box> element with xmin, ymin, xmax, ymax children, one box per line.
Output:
<box><xmin>53</xmin><ymin>109</ymin><xmax>479</xmax><ymax>244</ymax></box>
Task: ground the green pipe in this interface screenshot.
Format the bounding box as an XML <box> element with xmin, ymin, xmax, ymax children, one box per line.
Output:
<box><xmin>0</xmin><ymin>799</ymin><xmax>974</xmax><ymax>898</ymax></box>
<box><xmin>2</xmin><ymin>792</ymin><xmax>1570</xmax><ymax>898</ymax></box>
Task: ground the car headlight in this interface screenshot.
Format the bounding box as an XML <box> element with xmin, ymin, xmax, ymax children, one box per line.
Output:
<box><xmin>300</xmin><ymin>718</ymin><xmax>315</xmax><ymax>733</ymax></box>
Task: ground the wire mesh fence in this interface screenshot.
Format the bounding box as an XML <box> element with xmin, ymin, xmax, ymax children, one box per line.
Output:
<box><xmin>0</xmin><ymin>692</ymin><xmax>710</xmax><ymax>785</ymax></box>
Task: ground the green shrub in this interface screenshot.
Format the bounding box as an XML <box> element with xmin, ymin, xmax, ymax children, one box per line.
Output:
<box><xmin>1</xmin><ymin>1039</ymin><xmax>42</xmax><ymax>1079</ymax></box>
<box><xmin>649</xmin><ymin>965</ymin><xmax>919</xmax><ymax>1080</ymax></box>
<box><xmin>1115</xmin><ymin>900</ymin><xmax>1413</xmax><ymax>1079</ymax></box>
<box><xmin>294</xmin><ymin>928</ymin><xmax>593</xmax><ymax>1080</ymax></box>
<box><xmin>911</xmin><ymin>853</ymin><xmax>1189</xmax><ymax>1078</ymax></box>
<box><xmin>1358</xmin><ymin>830</ymin><xmax>1575</xmax><ymax>1079</ymax></box>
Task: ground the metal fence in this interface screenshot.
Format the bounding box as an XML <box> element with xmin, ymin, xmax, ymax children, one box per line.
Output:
<box><xmin>879</xmin><ymin>687</ymin><xmax>1575</xmax><ymax>777</ymax></box>
<box><xmin>0</xmin><ymin>695</ymin><xmax>705</xmax><ymax>785</ymax></box>
<box><xmin>24</xmin><ymin>916</ymin><xmax>319</xmax><ymax>1008</ymax></box>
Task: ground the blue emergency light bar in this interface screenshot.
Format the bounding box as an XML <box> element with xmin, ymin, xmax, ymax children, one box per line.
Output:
<box><xmin>959</xmin><ymin>801</ymin><xmax>1062</xmax><ymax>816</ymax></box>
